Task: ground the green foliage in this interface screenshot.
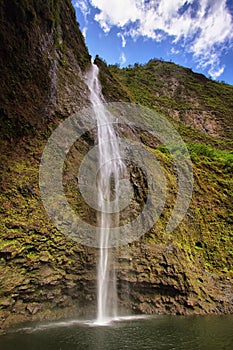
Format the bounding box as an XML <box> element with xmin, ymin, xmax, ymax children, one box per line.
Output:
<box><xmin>0</xmin><ymin>1</ymin><xmax>233</xmax><ymax>321</ymax></box>
<box><xmin>188</xmin><ymin>143</ymin><xmax>233</xmax><ymax>171</ymax></box>
<box><xmin>108</xmin><ymin>59</ymin><xmax>233</xmax><ymax>140</ymax></box>
<box><xmin>103</xmin><ymin>60</ymin><xmax>233</xmax><ymax>277</ymax></box>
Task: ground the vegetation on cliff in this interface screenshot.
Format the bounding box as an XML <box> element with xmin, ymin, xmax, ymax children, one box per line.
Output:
<box><xmin>0</xmin><ymin>0</ymin><xmax>91</xmax><ymax>141</ymax></box>
<box><xmin>108</xmin><ymin>60</ymin><xmax>233</xmax><ymax>142</ymax></box>
<box><xmin>0</xmin><ymin>0</ymin><xmax>232</xmax><ymax>332</ymax></box>
<box><xmin>0</xmin><ymin>0</ymin><xmax>94</xmax><ymax>330</ymax></box>
<box><xmin>96</xmin><ymin>57</ymin><xmax>233</xmax><ymax>313</ymax></box>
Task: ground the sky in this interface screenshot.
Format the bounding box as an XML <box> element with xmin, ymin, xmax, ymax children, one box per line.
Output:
<box><xmin>72</xmin><ymin>0</ymin><xmax>233</xmax><ymax>85</ymax></box>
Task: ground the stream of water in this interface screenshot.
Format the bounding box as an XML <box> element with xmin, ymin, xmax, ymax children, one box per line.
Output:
<box><xmin>85</xmin><ymin>63</ymin><xmax>125</xmax><ymax>324</ymax></box>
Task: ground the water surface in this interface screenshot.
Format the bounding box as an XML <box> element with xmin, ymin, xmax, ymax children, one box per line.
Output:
<box><xmin>1</xmin><ymin>315</ymin><xmax>233</xmax><ymax>350</ymax></box>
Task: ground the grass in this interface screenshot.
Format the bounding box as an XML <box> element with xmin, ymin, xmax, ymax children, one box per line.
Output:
<box><xmin>104</xmin><ymin>59</ymin><xmax>233</xmax><ymax>276</ymax></box>
<box><xmin>188</xmin><ymin>143</ymin><xmax>233</xmax><ymax>170</ymax></box>
<box><xmin>108</xmin><ymin>59</ymin><xmax>233</xmax><ymax>140</ymax></box>
<box><xmin>0</xmin><ymin>5</ymin><xmax>233</xmax><ymax>319</ymax></box>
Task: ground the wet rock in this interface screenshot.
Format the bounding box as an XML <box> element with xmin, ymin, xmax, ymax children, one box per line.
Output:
<box><xmin>26</xmin><ymin>303</ymin><xmax>41</xmax><ymax>315</ymax></box>
<box><xmin>0</xmin><ymin>298</ymin><xmax>15</xmax><ymax>308</ymax></box>
<box><xmin>39</xmin><ymin>253</ymin><xmax>52</xmax><ymax>263</ymax></box>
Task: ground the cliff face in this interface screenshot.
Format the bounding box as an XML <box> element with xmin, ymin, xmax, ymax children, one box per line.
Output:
<box><xmin>0</xmin><ymin>0</ymin><xmax>96</xmax><ymax>330</ymax></box>
<box><xmin>99</xmin><ymin>60</ymin><xmax>233</xmax><ymax>316</ymax></box>
<box><xmin>0</xmin><ymin>0</ymin><xmax>91</xmax><ymax>141</ymax></box>
<box><xmin>107</xmin><ymin>60</ymin><xmax>233</xmax><ymax>141</ymax></box>
<box><xmin>0</xmin><ymin>0</ymin><xmax>233</xmax><ymax>333</ymax></box>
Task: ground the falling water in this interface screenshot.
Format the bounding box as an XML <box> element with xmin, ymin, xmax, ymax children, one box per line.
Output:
<box><xmin>86</xmin><ymin>62</ymin><xmax>125</xmax><ymax>324</ymax></box>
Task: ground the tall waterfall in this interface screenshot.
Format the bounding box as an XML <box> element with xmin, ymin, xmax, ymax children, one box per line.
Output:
<box><xmin>86</xmin><ymin>63</ymin><xmax>125</xmax><ymax>323</ymax></box>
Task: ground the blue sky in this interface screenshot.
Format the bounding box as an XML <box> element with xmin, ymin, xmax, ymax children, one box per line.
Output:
<box><xmin>72</xmin><ymin>0</ymin><xmax>233</xmax><ymax>85</ymax></box>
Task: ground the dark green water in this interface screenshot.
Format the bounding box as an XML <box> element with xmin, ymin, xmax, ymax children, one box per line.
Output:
<box><xmin>1</xmin><ymin>315</ymin><xmax>233</xmax><ymax>350</ymax></box>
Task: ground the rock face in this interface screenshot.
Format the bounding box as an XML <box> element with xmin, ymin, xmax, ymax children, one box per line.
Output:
<box><xmin>0</xmin><ymin>0</ymin><xmax>95</xmax><ymax>331</ymax></box>
<box><xmin>0</xmin><ymin>0</ymin><xmax>91</xmax><ymax>132</ymax></box>
<box><xmin>107</xmin><ymin>60</ymin><xmax>233</xmax><ymax>140</ymax></box>
<box><xmin>0</xmin><ymin>0</ymin><xmax>233</xmax><ymax>333</ymax></box>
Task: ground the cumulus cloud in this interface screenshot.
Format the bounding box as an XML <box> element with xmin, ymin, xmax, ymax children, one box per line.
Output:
<box><xmin>82</xmin><ymin>26</ymin><xmax>88</xmax><ymax>38</ymax></box>
<box><xmin>74</xmin><ymin>0</ymin><xmax>90</xmax><ymax>36</ymax></box>
<box><xmin>171</xmin><ymin>47</ymin><xmax>180</xmax><ymax>55</ymax></box>
<box><xmin>75</xmin><ymin>0</ymin><xmax>90</xmax><ymax>19</ymax></box>
<box><xmin>91</xmin><ymin>0</ymin><xmax>140</xmax><ymax>31</ymax></box>
<box><xmin>87</xmin><ymin>0</ymin><xmax>233</xmax><ymax>78</ymax></box>
<box><xmin>209</xmin><ymin>66</ymin><xmax>225</xmax><ymax>80</ymax></box>
<box><xmin>120</xmin><ymin>52</ymin><xmax>126</xmax><ymax>65</ymax></box>
<box><xmin>117</xmin><ymin>32</ymin><xmax>126</xmax><ymax>47</ymax></box>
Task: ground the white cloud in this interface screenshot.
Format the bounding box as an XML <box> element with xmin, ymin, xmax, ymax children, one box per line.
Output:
<box><xmin>117</xmin><ymin>33</ymin><xmax>126</xmax><ymax>47</ymax></box>
<box><xmin>74</xmin><ymin>0</ymin><xmax>90</xmax><ymax>36</ymax></box>
<box><xmin>120</xmin><ymin>52</ymin><xmax>126</xmax><ymax>65</ymax></box>
<box><xmin>171</xmin><ymin>47</ymin><xmax>180</xmax><ymax>55</ymax></box>
<box><xmin>209</xmin><ymin>65</ymin><xmax>225</xmax><ymax>79</ymax></box>
<box><xmin>82</xmin><ymin>27</ymin><xmax>88</xmax><ymax>38</ymax></box>
<box><xmin>74</xmin><ymin>0</ymin><xmax>90</xmax><ymax>20</ymax></box>
<box><xmin>196</xmin><ymin>50</ymin><xmax>226</xmax><ymax>79</ymax></box>
<box><xmin>88</xmin><ymin>0</ymin><xmax>233</xmax><ymax>78</ymax></box>
<box><xmin>91</xmin><ymin>0</ymin><xmax>140</xmax><ymax>31</ymax></box>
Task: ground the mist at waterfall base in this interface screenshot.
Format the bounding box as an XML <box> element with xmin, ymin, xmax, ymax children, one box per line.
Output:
<box><xmin>1</xmin><ymin>316</ymin><xmax>233</xmax><ymax>350</ymax></box>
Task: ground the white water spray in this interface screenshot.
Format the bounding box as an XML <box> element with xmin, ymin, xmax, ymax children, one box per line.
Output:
<box><xmin>86</xmin><ymin>63</ymin><xmax>125</xmax><ymax>324</ymax></box>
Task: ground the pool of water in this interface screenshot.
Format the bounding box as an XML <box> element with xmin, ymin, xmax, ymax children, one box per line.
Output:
<box><xmin>1</xmin><ymin>315</ymin><xmax>233</xmax><ymax>350</ymax></box>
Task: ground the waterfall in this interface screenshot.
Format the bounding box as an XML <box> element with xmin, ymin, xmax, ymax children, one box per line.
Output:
<box><xmin>86</xmin><ymin>63</ymin><xmax>125</xmax><ymax>324</ymax></box>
